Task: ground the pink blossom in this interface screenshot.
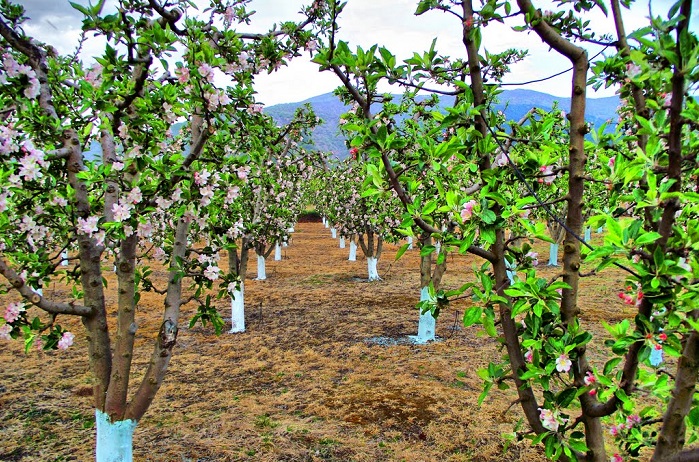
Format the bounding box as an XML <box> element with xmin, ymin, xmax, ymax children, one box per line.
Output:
<box><xmin>198</xmin><ymin>62</ymin><xmax>215</xmax><ymax>83</ymax></box>
<box><xmin>226</xmin><ymin>186</ymin><xmax>240</xmax><ymax>204</ymax></box>
<box><xmin>608</xmin><ymin>156</ymin><xmax>615</xmax><ymax>168</ymax></box>
<box><xmin>204</xmin><ymin>265</ymin><xmax>221</xmax><ymax>281</ymax></box>
<box><xmin>176</xmin><ymin>66</ymin><xmax>189</xmax><ymax>84</ymax></box>
<box><xmin>237</xmin><ymin>166</ymin><xmax>250</xmax><ymax>180</ymax></box>
<box><xmin>155</xmin><ymin>197</ymin><xmax>172</xmax><ymax>210</ymax></box>
<box><xmin>137</xmin><ymin>221</ymin><xmax>154</xmax><ymax>238</ymax></box>
<box><xmin>112</xmin><ymin>202</ymin><xmax>132</xmax><ymax>222</ymax></box>
<box><xmin>0</xmin><ymin>323</ymin><xmax>11</xmax><ymax>340</ymax></box>
<box><xmin>126</xmin><ymin>186</ymin><xmax>142</xmax><ymax>205</ymax></box>
<box><xmin>199</xmin><ymin>185</ymin><xmax>215</xmax><ymax>206</ymax></box>
<box><xmin>19</xmin><ymin>156</ymin><xmax>42</xmax><ymax>181</ymax></box>
<box><xmin>24</xmin><ymin>76</ymin><xmax>40</xmax><ymax>99</ymax></box>
<box><xmin>493</xmin><ymin>150</ymin><xmax>508</xmax><ymax>167</ymax></box>
<box><xmin>4</xmin><ymin>302</ymin><xmax>23</xmax><ymax>323</ymax></box>
<box><xmin>526</xmin><ymin>251</ymin><xmax>539</xmax><ymax>266</ymax></box>
<box><xmin>77</xmin><ymin>216</ymin><xmax>100</xmax><ymax>236</ymax></box>
<box><xmin>538</xmin><ymin>408</ymin><xmax>565</xmax><ymax>432</ymax></box>
<box><xmin>626</xmin><ymin>414</ymin><xmax>641</xmax><ymax>427</ymax></box>
<box><xmin>0</xmin><ymin>192</ymin><xmax>9</xmax><ymax>213</ymax></box>
<box><xmin>194</xmin><ymin>169</ymin><xmax>211</xmax><ymax>186</ymax></box>
<box><xmin>660</xmin><ymin>92</ymin><xmax>672</xmax><ymax>108</ymax></box>
<box><xmin>305</xmin><ymin>40</ymin><xmax>319</xmax><ymax>52</ymax></box>
<box><xmin>460</xmin><ymin>199</ymin><xmax>477</xmax><ymax>221</ymax></box>
<box><xmin>247</xmin><ymin>103</ymin><xmax>264</xmax><ymax>115</ymax></box>
<box><xmin>539</xmin><ymin>165</ymin><xmax>555</xmax><ymax>185</ymax></box>
<box><xmin>524</xmin><ymin>348</ymin><xmax>533</xmax><ymax>363</ymax></box>
<box><xmin>555</xmin><ymin>353</ymin><xmax>572</xmax><ymax>373</ymax></box>
<box><xmin>52</xmin><ymin>196</ymin><xmax>68</xmax><ymax>207</ymax></box>
<box><xmin>584</xmin><ymin>371</ymin><xmax>596</xmax><ymax>386</ymax></box>
<box><xmin>57</xmin><ymin>331</ymin><xmax>75</xmax><ymax>350</ymax></box>
<box><xmin>84</xmin><ymin>63</ymin><xmax>103</xmax><ymax>88</ymax></box>
<box><xmin>171</xmin><ymin>188</ymin><xmax>183</xmax><ymax>202</ymax></box>
<box><xmin>610</xmin><ymin>424</ymin><xmax>624</xmax><ymax>437</ymax></box>
<box><xmin>611</xmin><ymin>454</ymin><xmax>623</xmax><ymax>462</ymax></box>
<box><xmin>626</xmin><ymin>63</ymin><xmax>642</xmax><ymax>79</ymax></box>
<box><xmin>112</xmin><ymin>161</ymin><xmax>124</xmax><ymax>171</ymax></box>
<box><xmin>153</xmin><ymin>247</ymin><xmax>167</xmax><ymax>262</ymax></box>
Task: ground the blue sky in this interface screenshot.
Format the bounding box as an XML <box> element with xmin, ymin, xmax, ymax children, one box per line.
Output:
<box><xmin>19</xmin><ymin>0</ymin><xmax>698</xmax><ymax>106</ymax></box>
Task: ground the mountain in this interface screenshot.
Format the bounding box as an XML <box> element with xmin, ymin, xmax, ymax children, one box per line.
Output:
<box><xmin>264</xmin><ymin>89</ymin><xmax>620</xmax><ymax>159</ymax></box>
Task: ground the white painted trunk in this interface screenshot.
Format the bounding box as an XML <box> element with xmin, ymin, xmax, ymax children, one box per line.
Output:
<box><xmin>596</xmin><ymin>226</ymin><xmax>604</xmax><ymax>233</ymax></box>
<box><xmin>348</xmin><ymin>242</ymin><xmax>357</xmax><ymax>261</ymax></box>
<box><xmin>322</xmin><ymin>216</ymin><xmax>326</xmax><ymax>226</ymax></box>
<box><xmin>61</xmin><ymin>249</ymin><xmax>69</xmax><ymax>266</ymax></box>
<box><xmin>367</xmin><ymin>257</ymin><xmax>381</xmax><ymax>281</ymax></box>
<box><xmin>416</xmin><ymin>286</ymin><xmax>436</xmax><ymax>343</ymax></box>
<box><xmin>331</xmin><ymin>227</ymin><xmax>337</xmax><ymax>238</ymax></box>
<box><xmin>274</xmin><ymin>244</ymin><xmax>282</xmax><ymax>261</ymax></box>
<box><xmin>339</xmin><ymin>237</ymin><xmax>346</xmax><ymax>248</ymax></box>
<box><xmin>288</xmin><ymin>226</ymin><xmax>295</xmax><ymax>233</ymax></box>
<box><xmin>407</xmin><ymin>236</ymin><xmax>413</xmax><ymax>250</ymax></box>
<box><xmin>95</xmin><ymin>409</ymin><xmax>137</xmax><ymax>462</ymax></box>
<box><xmin>282</xmin><ymin>241</ymin><xmax>288</xmax><ymax>248</ymax></box>
<box><xmin>435</xmin><ymin>241</ymin><xmax>441</xmax><ymax>254</ymax></box>
<box><xmin>229</xmin><ymin>284</ymin><xmax>245</xmax><ymax>333</ymax></box>
<box><xmin>33</xmin><ymin>287</ymin><xmax>43</xmax><ymax>297</ymax></box>
<box><xmin>256</xmin><ymin>255</ymin><xmax>266</xmax><ymax>280</ymax></box>
<box><xmin>505</xmin><ymin>259</ymin><xmax>516</xmax><ymax>284</ymax></box>
<box><xmin>548</xmin><ymin>243</ymin><xmax>559</xmax><ymax>266</ymax></box>
<box><xmin>584</xmin><ymin>227</ymin><xmax>591</xmax><ymax>242</ymax></box>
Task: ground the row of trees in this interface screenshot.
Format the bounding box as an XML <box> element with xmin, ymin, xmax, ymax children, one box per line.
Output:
<box><xmin>0</xmin><ymin>0</ymin><xmax>331</xmax><ymax>460</ymax></box>
<box><xmin>310</xmin><ymin>0</ymin><xmax>699</xmax><ymax>461</ymax></box>
<box><xmin>1</xmin><ymin>0</ymin><xmax>698</xmax><ymax>461</ymax></box>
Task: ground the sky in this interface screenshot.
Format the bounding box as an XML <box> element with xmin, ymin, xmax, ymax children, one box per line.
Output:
<box><xmin>17</xmin><ymin>0</ymin><xmax>698</xmax><ymax>106</ymax></box>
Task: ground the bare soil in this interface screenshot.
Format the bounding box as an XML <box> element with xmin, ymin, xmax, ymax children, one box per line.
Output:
<box><xmin>0</xmin><ymin>222</ymin><xmax>631</xmax><ymax>461</ymax></box>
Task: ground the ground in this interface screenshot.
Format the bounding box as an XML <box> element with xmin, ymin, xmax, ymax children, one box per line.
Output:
<box><xmin>0</xmin><ymin>221</ymin><xmax>632</xmax><ymax>461</ymax></box>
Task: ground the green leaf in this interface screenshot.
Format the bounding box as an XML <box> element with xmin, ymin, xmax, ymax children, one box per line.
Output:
<box><xmin>483</xmin><ymin>310</ymin><xmax>497</xmax><ymax>337</ymax></box>
<box><xmin>635</xmin><ymin>231</ymin><xmax>662</xmax><ymax>246</ymax></box>
<box><xmin>415</xmin><ymin>0</ymin><xmax>433</xmax><ymax>15</ymax></box>
<box><xmin>395</xmin><ymin>243</ymin><xmax>410</xmax><ymax>261</ymax></box>
<box><xmin>420</xmin><ymin>245</ymin><xmax>436</xmax><ymax>257</ymax></box>
<box><xmin>481</xmin><ymin>209</ymin><xmax>497</xmax><ymax>224</ymax></box>
<box><xmin>463</xmin><ymin>306</ymin><xmax>483</xmax><ymax>327</ymax></box>
<box><xmin>604</xmin><ymin>358</ymin><xmax>621</xmax><ymax>375</ymax></box>
<box><xmin>556</xmin><ymin>387</ymin><xmax>577</xmax><ymax>407</ymax></box>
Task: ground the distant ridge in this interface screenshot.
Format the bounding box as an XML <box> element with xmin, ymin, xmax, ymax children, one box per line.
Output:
<box><xmin>265</xmin><ymin>89</ymin><xmax>620</xmax><ymax>159</ymax></box>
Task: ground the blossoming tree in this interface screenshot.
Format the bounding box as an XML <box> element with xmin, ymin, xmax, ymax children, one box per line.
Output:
<box><xmin>0</xmin><ymin>0</ymin><xmax>328</xmax><ymax>459</ymax></box>
<box><xmin>316</xmin><ymin>0</ymin><xmax>699</xmax><ymax>460</ymax></box>
<box><xmin>206</xmin><ymin>105</ymin><xmax>323</xmax><ymax>333</ymax></box>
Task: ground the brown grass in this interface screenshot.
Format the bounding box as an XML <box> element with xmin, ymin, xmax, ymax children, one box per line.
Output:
<box><xmin>0</xmin><ymin>222</ymin><xmax>632</xmax><ymax>461</ymax></box>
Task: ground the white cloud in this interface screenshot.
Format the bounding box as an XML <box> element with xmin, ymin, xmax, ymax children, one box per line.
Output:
<box><xmin>17</xmin><ymin>0</ymin><xmax>698</xmax><ymax>106</ymax></box>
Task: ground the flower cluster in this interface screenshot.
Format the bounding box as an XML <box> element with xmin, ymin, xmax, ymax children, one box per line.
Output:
<box><xmin>617</xmin><ymin>285</ymin><xmax>643</xmax><ymax>306</ymax></box>
<box><xmin>1</xmin><ymin>53</ymin><xmax>40</xmax><ymax>99</ymax></box>
<box><xmin>539</xmin><ymin>407</ymin><xmax>567</xmax><ymax>432</ymax></box>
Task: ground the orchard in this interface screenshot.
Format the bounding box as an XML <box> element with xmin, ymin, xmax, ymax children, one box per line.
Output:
<box><xmin>0</xmin><ymin>0</ymin><xmax>698</xmax><ymax>461</ymax></box>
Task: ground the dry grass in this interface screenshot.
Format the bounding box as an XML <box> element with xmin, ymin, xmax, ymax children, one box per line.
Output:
<box><xmin>0</xmin><ymin>222</ymin><xmax>633</xmax><ymax>461</ymax></box>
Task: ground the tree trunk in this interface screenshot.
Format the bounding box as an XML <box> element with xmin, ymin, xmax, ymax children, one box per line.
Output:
<box><xmin>95</xmin><ymin>410</ymin><xmax>137</xmax><ymax>462</ymax></box>
<box><xmin>229</xmin><ymin>283</ymin><xmax>246</xmax><ymax>334</ymax></box>
<box><xmin>274</xmin><ymin>243</ymin><xmax>282</xmax><ymax>261</ymax></box>
<box><xmin>367</xmin><ymin>257</ymin><xmax>380</xmax><ymax>281</ymax></box>
<box><xmin>415</xmin><ymin>286</ymin><xmax>435</xmax><ymax>343</ymax></box>
<box><xmin>228</xmin><ymin>244</ymin><xmax>250</xmax><ymax>334</ymax></box>
<box><xmin>339</xmin><ymin>236</ymin><xmax>345</xmax><ymax>248</ymax></box>
<box><xmin>349</xmin><ymin>240</ymin><xmax>357</xmax><ymax>261</ymax></box>
<box><xmin>548</xmin><ymin>243</ymin><xmax>559</xmax><ymax>266</ymax></box>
